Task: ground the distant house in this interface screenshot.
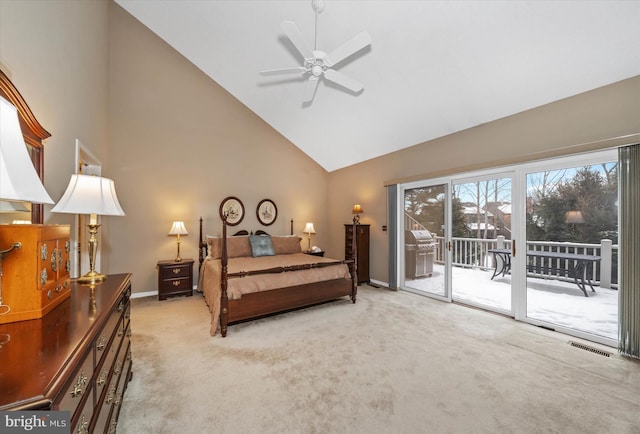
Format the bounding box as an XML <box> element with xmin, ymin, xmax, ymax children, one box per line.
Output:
<box><xmin>459</xmin><ymin>202</ymin><xmax>512</xmax><ymax>239</ymax></box>
<box><xmin>485</xmin><ymin>202</ymin><xmax>512</xmax><ymax>238</ymax></box>
<box><xmin>461</xmin><ymin>204</ymin><xmax>495</xmax><ymax>238</ymax></box>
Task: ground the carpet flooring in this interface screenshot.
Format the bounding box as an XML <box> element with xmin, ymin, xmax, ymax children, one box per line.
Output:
<box><xmin>117</xmin><ymin>285</ymin><xmax>640</xmax><ymax>434</ymax></box>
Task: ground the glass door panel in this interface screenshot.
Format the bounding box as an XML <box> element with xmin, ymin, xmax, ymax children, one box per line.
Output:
<box><xmin>525</xmin><ymin>162</ymin><xmax>618</xmax><ymax>340</ymax></box>
<box><xmin>402</xmin><ymin>184</ymin><xmax>447</xmax><ymax>297</ymax></box>
<box><xmin>452</xmin><ymin>175</ymin><xmax>513</xmax><ymax>313</ymax></box>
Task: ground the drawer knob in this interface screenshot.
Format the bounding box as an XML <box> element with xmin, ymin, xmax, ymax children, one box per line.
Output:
<box><xmin>172</xmin><ymin>280</ymin><xmax>181</xmax><ymax>287</ymax></box>
<box><xmin>106</xmin><ymin>384</ymin><xmax>116</xmax><ymax>404</ymax></box>
<box><xmin>97</xmin><ymin>369</ymin><xmax>108</xmax><ymax>386</ymax></box>
<box><xmin>172</xmin><ymin>267</ymin><xmax>181</xmax><ymax>274</ymax></box>
<box><xmin>70</xmin><ymin>371</ymin><xmax>88</xmax><ymax>398</ymax></box>
<box><xmin>97</xmin><ymin>335</ymin><xmax>108</xmax><ymax>351</ymax></box>
<box><xmin>77</xmin><ymin>415</ymin><xmax>89</xmax><ymax>434</ymax></box>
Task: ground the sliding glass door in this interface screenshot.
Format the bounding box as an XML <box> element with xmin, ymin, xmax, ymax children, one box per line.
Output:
<box><xmin>397</xmin><ymin>149</ymin><xmax>619</xmax><ymax>346</ymax></box>
<box><xmin>402</xmin><ymin>182</ymin><xmax>449</xmax><ymax>299</ymax></box>
<box><xmin>524</xmin><ymin>156</ymin><xmax>618</xmax><ymax>341</ymax></box>
<box><xmin>451</xmin><ymin>174</ymin><xmax>513</xmax><ymax>314</ymax></box>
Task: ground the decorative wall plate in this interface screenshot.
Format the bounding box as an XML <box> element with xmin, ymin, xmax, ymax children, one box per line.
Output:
<box><xmin>219</xmin><ymin>196</ymin><xmax>244</xmax><ymax>226</ymax></box>
<box><xmin>257</xmin><ymin>199</ymin><xmax>277</xmax><ymax>226</ymax></box>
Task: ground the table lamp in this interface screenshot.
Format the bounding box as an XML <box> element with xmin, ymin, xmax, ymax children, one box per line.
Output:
<box><xmin>303</xmin><ymin>222</ymin><xmax>315</xmax><ymax>252</ymax></box>
<box><xmin>0</xmin><ymin>96</ymin><xmax>54</xmax><ymax>315</ymax></box>
<box><xmin>168</xmin><ymin>221</ymin><xmax>188</xmax><ymax>262</ymax></box>
<box><xmin>52</xmin><ymin>174</ymin><xmax>125</xmax><ymax>284</ymax></box>
<box><xmin>352</xmin><ymin>204</ymin><xmax>363</xmax><ymax>224</ymax></box>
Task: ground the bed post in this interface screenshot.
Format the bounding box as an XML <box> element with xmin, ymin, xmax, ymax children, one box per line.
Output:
<box><xmin>220</xmin><ymin>213</ymin><xmax>230</xmax><ymax>337</ymax></box>
<box><xmin>350</xmin><ymin>221</ymin><xmax>358</xmax><ymax>303</ymax></box>
<box><xmin>199</xmin><ymin>217</ymin><xmax>205</xmax><ymax>270</ymax></box>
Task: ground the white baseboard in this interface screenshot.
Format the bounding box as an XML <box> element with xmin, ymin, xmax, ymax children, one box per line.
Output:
<box><xmin>131</xmin><ymin>290</ymin><xmax>156</xmax><ymax>299</ymax></box>
<box><xmin>369</xmin><ymin>278</ymin><xmax>390</xmax><ymax>289</ymax></box>
<box><xmin>131</xmin><ymin>285</ymin><xmax>198</xmax><ymax>299</ymax></box>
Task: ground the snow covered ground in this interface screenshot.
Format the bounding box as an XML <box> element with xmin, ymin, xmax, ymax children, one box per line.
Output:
<box><xmin>405</xmin><ymin>264</ymin><xmax>618</xmax><ymax>341</ymax></box>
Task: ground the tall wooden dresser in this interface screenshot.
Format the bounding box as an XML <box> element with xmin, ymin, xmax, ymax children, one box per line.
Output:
<box><xmin>0</xmin><ymin>273</ymin><xmax>133</xmax><ymax>434</ymax></box>
<box><xmin>344</xmin><ymin>224</ymin><xmax>370</xmax><ymax>284</ymax></box>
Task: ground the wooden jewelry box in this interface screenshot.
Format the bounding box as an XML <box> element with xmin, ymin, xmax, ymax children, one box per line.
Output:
<box><xmin>0</xmin><ymin>224</ymin><xmax>71</xmax><ymax>324</ymax></box>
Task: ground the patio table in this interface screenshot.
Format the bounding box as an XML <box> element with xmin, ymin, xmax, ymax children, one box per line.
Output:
<box><xmin>488</xmin><ymin>248</ymin><xmax>601</xmax><ymax>297</ymax></box>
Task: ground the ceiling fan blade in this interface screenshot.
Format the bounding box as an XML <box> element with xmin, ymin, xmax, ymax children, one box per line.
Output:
<box><xmin>303</xmin><ymin>76</ymin><xmax>320</xmax><ymax>102</ymax></box>
<box><xmin>323</xmin><ymin>69</ymin><xmax>364</xmax><ymax>93</ymax></box>
<box><xmin>324</xmin><ymin>31</ymin><xmax>371</xmax><ymax>67</ymax></box>
<box><xmin>281</xmin><ymin>21</ymin><xmax>314</xmax><ymax>61</ymax></box>
<box><xmin>260</xmin><ymin>67</ymin><xmax>306</xmax><ymax>76</ymax></box>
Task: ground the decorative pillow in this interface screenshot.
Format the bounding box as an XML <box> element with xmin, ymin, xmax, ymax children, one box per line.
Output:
<box><xmin>207</xmin><ymin>235</ymin><xmax>252</xmax><ymax>259</ymax></box>
<box><xmin>249</xmin><ymin>235</ymin><xmax>275</xmax><ymax>257</ymax></box>
<box><xmin>271</xmin><ymin>236</ymin><xmax>302</xmax><ymax>254</ymax></box>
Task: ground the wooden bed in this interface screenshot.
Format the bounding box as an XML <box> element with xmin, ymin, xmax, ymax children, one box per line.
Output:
<box><xmin>198</xmin><ymin>216</ymin><xmax>358</xmax><ymax>337</ymax></box>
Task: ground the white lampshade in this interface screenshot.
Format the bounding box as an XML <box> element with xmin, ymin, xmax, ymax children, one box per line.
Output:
<box><xmin>303</xmin><ymin>222</ymin><xmax>316</xmax><ymax>234</ymax></box>
<box><xmin>168</xmin><ymin>221</ymin><xmax>188</xmax><ymax>236</ymax></box>
<box><xmin>52</xmin><ymin>174</ymin><xmax>125</xmax><ymax>216</ymax></box>
<box><xmin>0</xmin><ymin>96</ymin><xmax>54</xmax><ymax>204</ymax></box>
<box><xmin>0</xmin><ymin>201</ymin><xmax>30</xmax><ymax>212</ymax></box>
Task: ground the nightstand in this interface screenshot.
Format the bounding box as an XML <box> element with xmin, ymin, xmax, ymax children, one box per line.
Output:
<box><xmin>305</xmin><ymin>250</ymin><xmax>325</xmax><ymax>257</ymax></box>
<box><xmin>157</xmin><ymin>259</ymin><xmax>194</xmax><ymax>300</ymax></box>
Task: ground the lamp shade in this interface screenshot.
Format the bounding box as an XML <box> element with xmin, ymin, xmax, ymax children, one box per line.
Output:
<box><xmin>168</xmin><ymin>221</ymin><xmax>188</xmax><ymax>235</ymax></box>
<box><xmin>0</xmin><ymin>201</ymin><xmax>29</xmax><ymax>212</ymax></box>
<box><xmin>51</xmin><ymin>174</ymin><xmax>125</xmax><ymax>216</ymax></box>
<box><xmin>303</xmin><ymin>222</ymin><xmax>316</xmax><ymax>234</ymax></box>
<box><xmin>564</xmin><ymin>210</ymin><xmax>585</xmax><ymax>224</ymax></box>
<box><xmin>0</xmin><ymin>96</ymin><xmax>54</xmax><ymax>204</ymax></box>
<box><xmin>352</xmin><ymin>204</ymin><xmax>363</xmax><ymax>215</ymax></box>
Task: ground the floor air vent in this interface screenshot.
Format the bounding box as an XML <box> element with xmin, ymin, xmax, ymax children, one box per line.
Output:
<box><xmin>568</xmin><ymin>341</ymin><xmax>611</xmax><ymax>357</ymax></box>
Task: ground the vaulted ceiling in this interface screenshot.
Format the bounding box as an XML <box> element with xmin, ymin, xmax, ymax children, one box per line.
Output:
<box><xmin>115</xmin><ymin>1</ymin><xmax>640</xmax><ymax>172</ymax></box>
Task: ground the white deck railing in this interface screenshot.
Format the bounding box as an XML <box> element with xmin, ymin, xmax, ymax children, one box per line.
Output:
<box><xmin>431</xmin><ymin>236</ymin><xmax>617</xmax><ymax>289</ymax></box>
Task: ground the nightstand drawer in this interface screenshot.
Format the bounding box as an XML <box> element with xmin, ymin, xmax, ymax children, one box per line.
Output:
<box><xmin>160</xmin><ymin>263</ymin><xmax>191</xmax><ymax>279</ymax></box>
<box><xmin>160</xmin><ymin>277</ymin><xmax>191</xmax><ymax>292</ymax></box>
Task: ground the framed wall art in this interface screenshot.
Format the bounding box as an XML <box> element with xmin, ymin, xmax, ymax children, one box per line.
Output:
<box><xmin>256</xmin><ymin>199</ymin><xmax>277</xmax><ymax>226</ymax></box>
<box><xmin>219</xmin><ymin>196</ymin><xmax>244</xmax><ymax>226</ymax></box>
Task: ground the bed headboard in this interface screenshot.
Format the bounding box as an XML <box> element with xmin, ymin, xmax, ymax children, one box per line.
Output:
<box><xmin>198</xmin><ymin>217</ymin><xmax>294</xmax><ymax>267</ymax></box>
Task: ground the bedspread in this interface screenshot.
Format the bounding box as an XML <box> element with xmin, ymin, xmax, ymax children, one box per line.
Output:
<box><xmin>198</xmin><ymin>253</ymin><xmax>351</xmax><ymax>335</ymax></box>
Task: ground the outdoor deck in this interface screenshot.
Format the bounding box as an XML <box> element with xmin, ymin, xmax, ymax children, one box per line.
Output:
<box><xmin>405</xmin><ymin>264</ymin><xmax>618</xmax><ymax>341</ymax></box>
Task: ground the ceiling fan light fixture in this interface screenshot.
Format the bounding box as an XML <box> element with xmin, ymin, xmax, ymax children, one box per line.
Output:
<box><xmin>259</xmin><ymin>0</ymin><xmax>370</xmax><ymax>103</ymax></box>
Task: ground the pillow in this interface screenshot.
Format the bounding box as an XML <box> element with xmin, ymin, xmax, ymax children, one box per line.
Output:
<box><xmin>271</xmin><ymin>236</ymin><xmax>302</xmax><ymax>255</ymax></box>
<box><xmin>249</xmin><ymin>235</ymin><xmax>275</xmax><ymax>257</ymax></box>
<box><xmin>207</xmin><ymin>235</ymin><xmax>252</xmax><ymax>259</ymax></box>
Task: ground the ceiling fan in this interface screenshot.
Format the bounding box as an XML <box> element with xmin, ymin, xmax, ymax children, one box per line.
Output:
<box><xmin>260</xmin><ymin>0</ymin><xmax>371</xmax><ymax>102</ymax></box>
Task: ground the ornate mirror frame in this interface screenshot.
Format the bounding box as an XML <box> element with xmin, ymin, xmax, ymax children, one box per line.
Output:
<box><xmin>0</xmin><ymin>69</ymin><xmax>51</xmax><ymax>224</ymax></box>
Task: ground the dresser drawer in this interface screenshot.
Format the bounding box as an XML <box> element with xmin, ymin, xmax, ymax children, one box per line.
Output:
<box><xmin>95</xmin><ymin>317</ymin><xmax>123</xmax><ymax>403</ymax></box>
<box><xmin>56</xmin><ymin>347</ymin><xmax>93</xmax><ymax>415</ymax></box>
<box><xmin>71</xmin><ymin>389</ymin><xmax>94</xmax><ymax>434</ymax></box>
<box><xmin>95</xmin><ymin>310</ymin><xmax>121</xmax><ymax>368</ymax></box>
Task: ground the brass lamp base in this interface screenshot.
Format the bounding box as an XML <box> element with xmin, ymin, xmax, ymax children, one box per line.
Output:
<box><xmin>76</xmin><ymin>270</ymin><xmax>108</xmax><ymax>285</ymax></box>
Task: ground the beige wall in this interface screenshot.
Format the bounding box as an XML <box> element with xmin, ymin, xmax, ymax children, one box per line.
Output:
<box><xmin>327</xmin><ymin>76</ymin><xmax>640</xmax><ymax>284</ymax></box>
<box><xmin>0</xmin><ymin>0</ymin><xmax>112</xmax><ymax>260</ymax></box>
<box><xmin>108</xmin><ymin>4</ymin><xmax>330</xmax><ymax>293</ymax></box>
